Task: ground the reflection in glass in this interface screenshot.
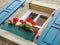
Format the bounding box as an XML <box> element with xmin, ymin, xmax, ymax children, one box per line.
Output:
<box><xmin>28</xmin><ymin>12</ymin><xmax>38</xmax><ymax>20</ymax></box>
<box><xmin>36</xmin><ymin>15</ymin><xmax>48</xmax><ymax>26</ymax></box>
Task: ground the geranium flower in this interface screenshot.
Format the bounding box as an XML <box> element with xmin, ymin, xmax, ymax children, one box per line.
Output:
<box><xmin>13</xmin><ymin>18</ymin><xmax>19</xmax><ymax>23</ymax></box>
<box><xmin>8</xmin><ymin>20</ymin><xmax>15</xmax><ymax>25</ymax></box>
<box><xmin>8</xmin><ymin>20</ymin><xmax>12</xmax><ymax>23</ymax></box>
<box><xmin>20</xmin><ymin>20</ymin><xmax>26</xmax><ymax>24</ymax></box>
<box><xmin>30</xmin><ymin>21</ymin><xmax>36</xmax><ymax>26</ymax></box>
<box><xmin>26</xmin><ymin>17</ymin><xmax>33</xmax><ymax>22</ymax></box>
<box><xmin>34</xmin><ymin>29</ymin><xmax>38</xmax><ymax>35</ymax></box>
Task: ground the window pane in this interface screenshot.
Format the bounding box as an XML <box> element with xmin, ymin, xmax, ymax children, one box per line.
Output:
<box><xmin>36</xmin><ymin>15</ymin><xmax>48</xmax><ymax>26</ymax></box>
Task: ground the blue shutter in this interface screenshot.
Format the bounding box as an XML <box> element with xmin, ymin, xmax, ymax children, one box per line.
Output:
<box><xmin>0</xmin><ymin>0</ymin><xmax>25</xmax><ymax>24</ymax></box>
<box><xmin>36</xmin><ymin>9</ymin><xmax>60</xmax><ymax>45</ymax></box>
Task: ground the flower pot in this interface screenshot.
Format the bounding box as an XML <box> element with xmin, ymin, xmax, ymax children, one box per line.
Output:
<box><xmin>2</xmin><ymin>23</ymin><xmax>35</xmax><ymax>41</ymax></box>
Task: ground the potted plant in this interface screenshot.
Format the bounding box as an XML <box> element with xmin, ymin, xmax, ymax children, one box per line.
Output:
<box><xmin>8</xmin><ymin>17</ymin><xmax>38</xmax><ymax>35</ymax></box>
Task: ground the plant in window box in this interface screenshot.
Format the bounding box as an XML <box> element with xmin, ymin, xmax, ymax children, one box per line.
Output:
<box><xmin>8</xmin><ymin>17</ymin><xmax>38</xmax><ymax>35</ymax></box>
<box><xmin>8</xmin><ymin>18</ymin><xmax>19</xmax><ymax>25</ymax></box>
<box><xmin>26</xmin><ymin>17</ymin><xmax>38</xmax><ymax>35</ymax></box>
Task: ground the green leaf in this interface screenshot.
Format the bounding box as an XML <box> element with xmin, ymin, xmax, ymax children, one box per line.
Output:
<box><xmin>8</xmin><ymin>22</ymin><xmax>15</xmax><ymax>25</ymax></box>
<box><xmin>25</xmin><ymin>24</ymin><xmax>33</xmax><ymax>32</ymax></box>
<box><xmin>19</xmin><ymin>24</ymin><xmax>25</xmax><ymax>28</ymax></box>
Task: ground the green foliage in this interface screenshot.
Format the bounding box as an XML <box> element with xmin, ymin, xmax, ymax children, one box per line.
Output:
<box><xmin>19</xmin><ymin>24</ymin><xmax>33</xmax><ymax>32</ymax></box>
<box><xmin>8</xmin><ymin>22</ymin><xmax>15</xmax><ymax>25</ymax></box>
<box><xmin>25</xmin><ymin>24</ymin><xmax>33</xmax><ymax>32</ymax></box>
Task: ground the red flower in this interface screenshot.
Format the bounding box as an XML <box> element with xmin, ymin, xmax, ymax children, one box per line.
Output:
<box><xmin>34</xmin><ymin>29</ymin><xmax>38</xmax><ymax>35</ymax></box>
<box><xmin>13</xmin><ymin>18</ymin><xmax>19</xmax><ymax>23</ymax></box>
<box><xmin>30</xmin><ymin>21</ymin><xmax>36</xmax><ymax>26</ymax></box>
<box><xmin>26</xmin><ymin>17</ymin><xmax>36</xmax><ymax>26</ymax></box>
<box><xmin>26</xmin><ymin>17</ymin><xmax>33</xmax><ymax>22</ymax></box>
<box><xmin>20</xmin><ymin>20</ymin><xmax>26</xmax><ymax>24</ymax></box>
<box><xmin>8</xmin><ymin>20</ymin><xmax>12</xmax><ymax>23</ymax></box>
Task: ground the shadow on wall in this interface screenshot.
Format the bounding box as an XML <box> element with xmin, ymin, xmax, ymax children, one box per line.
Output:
<box><xmin>0</xmin><ymin>36</ymin><xmax>19</xmax><ymax>45</ymax></box>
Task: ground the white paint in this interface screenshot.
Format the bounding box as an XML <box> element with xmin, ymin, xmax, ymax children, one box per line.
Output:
<box><xmin>16</xmin><ymin>22</ymin><xmax>21</xmax><ymax>26</ymax></box>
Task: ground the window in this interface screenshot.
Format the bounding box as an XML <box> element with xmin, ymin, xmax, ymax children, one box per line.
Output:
<box><xmin>20</xmin><ymin>10</ymin><xmax>49</xmax><ymax>30</ymax></box>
